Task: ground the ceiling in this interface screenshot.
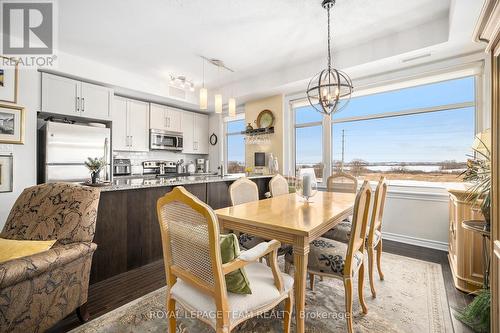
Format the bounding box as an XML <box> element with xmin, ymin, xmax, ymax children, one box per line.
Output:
<box><xmin>57</xmin><ymin>0</ymin><xmax>485</xmax><ymax>107</ymax></box>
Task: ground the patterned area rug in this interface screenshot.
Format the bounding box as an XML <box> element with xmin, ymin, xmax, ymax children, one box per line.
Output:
<box><xmin>72</xmin><ymin>253</ymin><xmax>453</xmax><ymax>333</ymax></box>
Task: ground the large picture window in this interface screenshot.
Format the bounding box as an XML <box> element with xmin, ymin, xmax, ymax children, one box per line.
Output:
<box><xmin>293</xmin><ymin>75</ymin><xmax>476</xmax><ymax>184</ymax></box>
<box><xmin>225</xmin><ymin>118</ymin><xmax>246</xmax><ymax>174</ymax></box>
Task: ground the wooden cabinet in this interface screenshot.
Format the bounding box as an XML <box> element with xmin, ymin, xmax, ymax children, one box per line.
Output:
<box><xmin>112</xmin><ymin>96</ymin><xmax>149</xmax><ymax>152</ymax></box>
<box><xmin>41</xmin><ymin>72</ymin><xmax>113</xmax><ymax>120</ymax></box>
<box><xmin>182</xmin><ymin>112</ymin><xmax>208</xmax><ymax>154</ymax></box>
<box><xmin>448</xmin><ymin>189</ymin><xmax>485</xmax><ymax>293</ymax></box>
<box><xmin>150</xmin><ymin>103</ymin><xmax>181</xmax><ymax>132</ymax></box>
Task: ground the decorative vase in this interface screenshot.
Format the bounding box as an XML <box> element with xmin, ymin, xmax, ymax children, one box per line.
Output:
<box><xmin>91</xmin><ymin>170</ymin><xmax>100</xmax><ymax>184</ymax></box>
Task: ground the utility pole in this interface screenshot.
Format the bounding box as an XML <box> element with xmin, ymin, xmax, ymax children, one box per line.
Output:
<box><xmin>341</xmin><ymin>129</ymin><xmax>345</xmax><ymax>172</ymax></box>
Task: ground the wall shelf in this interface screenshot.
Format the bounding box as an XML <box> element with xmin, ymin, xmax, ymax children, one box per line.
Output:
<box><xmin>241</xmin><ymin>127</ymin><xmax>274</xmax><ymax>136</ymax></box>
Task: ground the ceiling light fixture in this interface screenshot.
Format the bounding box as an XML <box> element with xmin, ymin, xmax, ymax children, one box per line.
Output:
<box><xmin>228</xmin><ymin>97</ymin><xmax>236</xmax><ymax>117</ymax></box>
<box><xmin>306</xmin><ymin>0</ymin><xmax>353</xmax><ymax>115</ymax></box>
<box><xmin>170</xmin><ymin>75</ymin><xmax>195</xmax><ymax>92</ymax></box>
<box><xmin>215</xmin><ymin>94</ymin><xmax>223</xmax><ymax>114</ymax></box>
<box><xmin>199</xmin><ymin>59</ymin><xmax>208</xmax><ymax>110</ymax></box>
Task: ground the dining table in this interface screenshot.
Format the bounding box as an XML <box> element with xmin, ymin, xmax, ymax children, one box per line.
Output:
<box><xmin>215</xmin><ymin>190</ymin><xmax>356</xmax><ymax>333</ymax></box>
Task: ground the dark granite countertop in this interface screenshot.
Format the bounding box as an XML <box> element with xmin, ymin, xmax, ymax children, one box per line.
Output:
<box><xmin>96</xmin><ymin>174</ymin><xmax>273</xmax><ymax>192</ymax></box>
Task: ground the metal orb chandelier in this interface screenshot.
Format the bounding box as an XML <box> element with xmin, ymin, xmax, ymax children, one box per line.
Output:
<box><xmin>306</xmin><ymin>0</ymin><xmax>353</xmax><ymax>115</ymax></box>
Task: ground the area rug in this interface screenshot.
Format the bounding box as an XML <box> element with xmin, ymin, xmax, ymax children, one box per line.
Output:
<box><xmin>71</xmin><ymin>253</ymin><xmax>453</xmax><ymax>332</ymax></box>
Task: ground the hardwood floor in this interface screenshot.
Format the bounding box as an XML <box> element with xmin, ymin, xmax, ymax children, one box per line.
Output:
<box><xmin>49</xmin><ymin>239</ymin><xmax>473</xmax><ymax>333</ymax></box>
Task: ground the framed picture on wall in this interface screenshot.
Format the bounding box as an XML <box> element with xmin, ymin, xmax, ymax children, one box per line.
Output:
<box><xmin>0</xmin><ymin>103</ymin><xmax>25</xmax><ymax>144</ymax></box>
<box><xmin>0</xmin><ymin>56</ymin><xmax>19</xmax><ymax>104</ymax></box>
<box><xmin>0</xmin><ymin>154</ymin><xmax>13</xmax><ymax>193</ymax></box>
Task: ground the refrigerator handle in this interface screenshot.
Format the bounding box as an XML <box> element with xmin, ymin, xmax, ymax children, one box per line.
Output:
<box><xmin>104</xmin><ymin>137</ymin><xmax>109</xmax><ymax>181</ymax></box>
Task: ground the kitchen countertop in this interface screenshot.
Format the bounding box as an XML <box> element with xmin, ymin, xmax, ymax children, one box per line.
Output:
<box><xmin>97</xmin><ymin>174</ymin><xmax>273</xmax><ymax>192</ymax></box>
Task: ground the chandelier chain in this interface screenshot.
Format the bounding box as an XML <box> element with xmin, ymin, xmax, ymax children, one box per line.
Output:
<box><xmin>327</xmin><ymin>5</ymin><xmax>331</xmax><ymax>70</ymax></box>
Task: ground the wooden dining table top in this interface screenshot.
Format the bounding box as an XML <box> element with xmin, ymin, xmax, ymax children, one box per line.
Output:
<box><xmin>214</xmin><ymin>191</ymin><xmax>356</xmax><ymax>237</ymax></box>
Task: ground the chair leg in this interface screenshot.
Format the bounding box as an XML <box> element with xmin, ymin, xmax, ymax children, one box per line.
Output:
<box><xmin>343</xmin><ymin>277</ymin><xmax>354</xmax><ymax>333</ymax></box>
<box><xmin>167</xmin><ymin>296</ymin><xmax>176</xmax><ymax>333</ymax></box>
<box><xmin>358</xmin><ymin>263</ymin><xmax>368</xmax><ymax>314</ymax></box>
<box><xmin>283</xmin><ymin>292</ymin><xmax>294</xmax><ymax>333</ymax></box>
<box><xmin>376</xmin><ymin>239</ymin><xmax>385</xmax><ymax>280</ymax></box>
<box><xmin>76</xmin><ymin>302</ymin><xmax>90</xmax><ymax>323</ymax></box>
<box><xmin>367</xmin><ymin>246</ymin><xmax>377</xmax><ymax>298</ymax></box>
<box><xmin>309</xmin><ymin>273</ymin><xmax>315</xmax><ymax>291</ymax></box>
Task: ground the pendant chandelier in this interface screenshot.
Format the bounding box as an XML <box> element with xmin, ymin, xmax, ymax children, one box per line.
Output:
<box><xmin>306</xmin><ymin>0</ymin><xmax>353</xmax><ymax>115</ymax></box>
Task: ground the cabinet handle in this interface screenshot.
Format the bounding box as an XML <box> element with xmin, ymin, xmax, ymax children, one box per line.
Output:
<box><xmin>130</xmin><ymin>136</ymin><xmax>133</xmax><ymax>148</ymax></box>
<box><xmin>82</xmin><ymin>98</ymin><xmax>85</xmax><ymax>112</ymax></box>
<box><xmin>76</xmin><ymin>97</ymin><xmax>80</xmax><ymax>112</ymax></box>
<box><xmin>164</xmin><ymin>117</ymin><xmax>168</xmax><ymax>128</ymax></box>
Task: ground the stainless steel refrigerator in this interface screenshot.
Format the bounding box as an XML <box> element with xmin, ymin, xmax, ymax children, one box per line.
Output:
<box><xmin>39</xmin><ymin>121</ymin><xmax>111</xmax><ymax>183</ymax></box>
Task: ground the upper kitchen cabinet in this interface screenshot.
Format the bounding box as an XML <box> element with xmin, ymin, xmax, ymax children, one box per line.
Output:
<box><xmin>112</xmin><ymin>96</ymin><xmax>150</xmax><ymax>152</ymax></box>
<box><xmin>195</xmin><ymin>113</ymin><xmax>209</xmax><ymax>154</ymax></box>
<box><xmin>41</xmin><ymin>72</ymin><xmax>113</xmax><ymax>120</ymax></box>
<box><xmin>181</xmin><ymin>112</ymin><xmax>208</xmax><ymax>154</ymax></box>
<box><xmin>150</xmin><ymin>103</ymin><xmax>181</xmax><ymax>132</ymax></box>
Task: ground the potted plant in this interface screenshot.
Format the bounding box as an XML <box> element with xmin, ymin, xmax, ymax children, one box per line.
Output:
<box><xmin>456</xmin><ymin>132</ymin><xmax>491</xmax><ymax>332</ymax></box>
<box><xmin>85</xmin><ymin>157</ymin><xmax>106</xmax><ymax>184</ymax></box>
<box><xmin>462</xmin><ymin>135</ymin><xmax>491</xmax><ymax>230</ymax></box>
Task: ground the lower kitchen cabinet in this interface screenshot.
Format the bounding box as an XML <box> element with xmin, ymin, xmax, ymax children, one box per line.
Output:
<box><xmin>90</xmin><ymin>177</ymin><xmax>271</xmax><ymax>284</ymax></box>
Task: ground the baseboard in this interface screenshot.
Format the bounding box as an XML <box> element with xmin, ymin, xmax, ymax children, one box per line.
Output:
<box><xmin>383</xmin><ymin>231</ymin><xmax>448</xmax><ymax>251</ymax></box>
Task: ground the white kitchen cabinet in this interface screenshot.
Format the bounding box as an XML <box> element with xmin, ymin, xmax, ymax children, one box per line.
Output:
<box><xmin>41</xmin><ymin>73</ymin><xmax>80</xmax><ymax>117</ymax></box>
<box><xmin>181</xmin><ymin>112</ymin><xmax>208</xmax><ymax>154</ymax></box>
<box><xmin>112</xmin><ymin>97</ymin><xmax>129</xmax><ymax>151</ymax></box>
<box><xmin>112</xmin><ymin>96</ymin><xmax>150</xmax><ymax>152</ymax></box>
<box><xmin>150</xmin><ymin>104</ymin><xmax>182</xmax><ymax>132</ymax></box>
<box><xmin>128</xmin><ymin>100</ymin><xmax>150</xmax><ymax>151</ymax></box>
<box><xmin>181</xmin><ymin>111</ymin><xmax>195</xmax><ymax>154</ymax></box>
<box><xmin>41</xmin><ymin>72</ymin><xmax>113</xmax><ymax>120</ymax></box>
<box><xmin>194</xmin><ymin>113</ymin><xmax>209</xmax><ymax>154</ymax></box>
<box><xmin>80</xmin><ymin>82</ymin><xmax>113</xmax><ymax>120</ymax></box>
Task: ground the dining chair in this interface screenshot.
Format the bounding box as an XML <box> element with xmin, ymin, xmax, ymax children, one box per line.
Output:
<box><xmin>284</xmin><ymin>181</ymin><xmax>372</xmax><ymax>333</ymax></box>
<box><xmin>327</xmin><ymin>171</ymin><xmax>358</xmax><ymax>193</ymax></box>
<box><xmin>322</xmin><ymin>172</ymin><xmax>358</xmax><ymax>241</ymax></box>
<box><xmin>156</xmin><ymin>186</ymin><xmax>294</xmax><ymax>333</ymax></box>
<box><xmin>269</xmin><ymin>174</ymin><xmax>289</xmax><ymax>197</ymax></box>
<box><xmin>323</xmin><ymin>177</ymin><xmax>388</xmax><ymax>297</ymax></box>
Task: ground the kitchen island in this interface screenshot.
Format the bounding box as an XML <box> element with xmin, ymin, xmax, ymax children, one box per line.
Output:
<box><xmin>90</xmin><ymin>174</ymin><xmax>272</xmax><ymax>284</ymax></box>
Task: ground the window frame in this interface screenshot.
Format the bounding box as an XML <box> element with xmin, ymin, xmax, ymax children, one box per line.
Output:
<box><xmin>223</xmin><ymin>113</ymin><xmax>246</xmax><ymax>174</ymax></box>
<box><xmin>287</xmin><ymin>73</ymin><xmax>480</xmax><ymax>188</ymax></box>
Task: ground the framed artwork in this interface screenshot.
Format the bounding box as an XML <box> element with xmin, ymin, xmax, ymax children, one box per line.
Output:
<box><xmin>0</xmin><ymin>56</ymin><xmax>19</xmax><ymax>103</ymax></box>
<box><xmin>0</xmin><ymin>154</ymin><xmax>13</xmax><ymax>193</ymax></box>
<box><xmin>0</xmin><ymin>103</ymin><xmax>25</xmax><ymax>144</ymax></box>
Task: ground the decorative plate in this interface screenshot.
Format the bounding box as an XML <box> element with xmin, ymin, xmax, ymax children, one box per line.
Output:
<box><xmin>256</xmin><ymin>109</ymin><xmax>275</xmax><ymax>128</ymax></box>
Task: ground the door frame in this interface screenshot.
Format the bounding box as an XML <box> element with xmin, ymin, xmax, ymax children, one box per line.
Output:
<box><xmin>474</xmin><ymin>0</ymin><xmax>500</xmax><ymax>331</ymax></box>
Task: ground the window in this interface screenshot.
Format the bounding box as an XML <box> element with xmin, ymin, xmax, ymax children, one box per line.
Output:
<box><xmin>225</xmin><ymin>118</ymin><xmax>246</xmax><ymax>174</ymax></box>
<box><xmin>332</xmin><ymin>77</ymin><xmax>475</xmax><ymax>183</ymax></box>
<box><xmin>294</xmin><ymin>105</ymin><xmax>324</xmax><ymax>182</ymax></box>
<box><xmin>292</xmin><ymin>75</ymin><xmax>476</xmax><ymax>185</ymax></box>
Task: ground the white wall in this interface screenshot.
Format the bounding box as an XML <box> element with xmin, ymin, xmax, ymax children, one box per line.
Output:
<box><xmin>0</xmin><ymin>69</ymin><xmax>40</xmax><ymax>230</ymax></box>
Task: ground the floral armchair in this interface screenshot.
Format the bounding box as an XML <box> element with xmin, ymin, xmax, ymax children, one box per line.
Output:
<box><xmin>0</xmin><ymin>183</ymin><xmax>100</xmax><ymax>333</ymax></box>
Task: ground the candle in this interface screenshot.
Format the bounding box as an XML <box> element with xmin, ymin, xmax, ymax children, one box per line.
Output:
<box><xmin>303</xmin><ymin>174</ymin><xmax>312</xmax><ymax>197</ymax></box>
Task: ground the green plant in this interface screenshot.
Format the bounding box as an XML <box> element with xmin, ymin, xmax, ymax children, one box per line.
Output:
<box><xmin>456</xmin><ymin>289</ymin><xmax>491</xmax><ymax>332</ymax></box>
<box><xmin>461</xmin><ymin>138</ymin><xmax>491</xmax><ymax>224</ymax></box>
<box><xmin>84</xmin><ymin>157</ymin><xmax>106</xmax><ymax>173</ymax></box>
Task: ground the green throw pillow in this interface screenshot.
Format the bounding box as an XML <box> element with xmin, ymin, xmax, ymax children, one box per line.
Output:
<box><xmin>220</xmin><ymin>233</ymin><xmax>252</xmax><ymax>294</ymax></box>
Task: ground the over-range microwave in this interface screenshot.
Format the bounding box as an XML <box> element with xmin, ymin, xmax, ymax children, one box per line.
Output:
<box><xmin>150</xmin><ymin>129</ymin><xmax>183</xmax><ymax>151</ymax></box>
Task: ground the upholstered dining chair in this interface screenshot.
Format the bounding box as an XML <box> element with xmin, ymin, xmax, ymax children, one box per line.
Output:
<box><xmin>269</xmin><ymin>174</ymin><xmax>289</xmax><ymax>197</ymax></box>
<box><xmin>324</xmin><ymin>177</ymin><xmax>388</xmax><ymax>297</ymax></box>
<box><xmin>229</xmin><ymin>178</ymin><xmax>265</xmax><ymax>250</ymax></box>
<box><xmin>156</xmin><ymin>186</ymin><xmax>294</xmax><ymax>333</ymax></box>
<box><xmin>322</xmin><ymin>172</ymin><xmax>359</xmax><ymax>240</ymax></box>
<box><xmin>0</xmin><ymin>183</ymin><xmax>100</xmax><ymax>333</ymax></box>
<box><xmin>285</xmin><ymin>181</ymin><xmax>372</xmax><ymax>333</ymax></box>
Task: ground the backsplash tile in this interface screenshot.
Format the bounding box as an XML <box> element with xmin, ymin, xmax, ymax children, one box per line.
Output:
<box><xmin>113</xmin><ymin>150</ymin><xmax>208</xmax><ymax>173</ymax></box>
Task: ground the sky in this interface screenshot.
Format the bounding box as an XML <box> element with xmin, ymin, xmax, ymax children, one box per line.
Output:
<box><xmin>228</xmin><ymin>76</ymin><xmax>475</xmax><ymax>165</ymax></box>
